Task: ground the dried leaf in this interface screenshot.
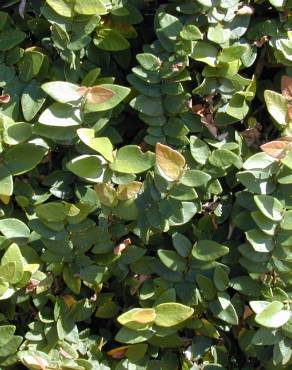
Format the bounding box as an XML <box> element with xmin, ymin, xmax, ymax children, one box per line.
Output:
<box><xmin>0</xmin><ymin>94</ymin><xmax>10</xmax><ymax>104</ymax></box>
<box><xmin>237</xmin><ymin>5</ymin><xmax>254</xmax><ymax>15</ymax></box>
<box><xmin>107</xmin><ymin>346</ymin><xmax>129</xmax><ymax>359</ymax></box>
<box><xmin>281</xmin><ymin>75</ymin><xmax>292</xmax><ymax>101</ymax></box>
<box><xmin>260</xmin><ymin>140</ymin><xmax>288</xmax><ymax>159</ymax></box>
<box><xmin>156</xmin><ymin>143</ymin><xmax>185</xmax><ymax>181</ymax></box>
<box><xmin>78</xmin><ymin>86</ymin><xmax>114</xmax><ymax>104</ymax></box>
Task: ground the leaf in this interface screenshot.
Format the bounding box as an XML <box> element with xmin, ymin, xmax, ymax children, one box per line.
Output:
<box><xmin>130</xmin><ymin>95</ymin><xmax>164</xmax><ymax>117</ymax></box>
<box><xmin>83</xmin><ymin>84</ymin><xmax>130</xmax><ymax>112</ymax></box>
<box><xmin>110</xmin><ymin>145</ymin><xmax>155</xmax><ymax>174</ymax></box>
<box><xmin>66</xmin><ymin>155</ymin><xmax>103</xmax><ymax>181</ymax></box>
<box><xmin>79</xmin><ymin>85</ymin><xmax>114</xmax><ymax>105</ymax></box>
<box><xmin>136</xmin><ymin>53</ymin><xmax>161</xmax><ymax>71</ymax></box>
<box><xmin>117</xmin><ymin>308</ymin><xmax>153</xmax><ymax>330</ymax></box>
<box><xmin>264</xmin><ymin>90</ymin><xmax>289</xmax><ymax>126</ymax></box>
<box><xmin>254</xmin><ymin>301</ymin><xmax>291</xmax><ymax>328</ymax></box>
<box><xmin>246</xmin><ymin>229</ymin><xmax>274</xmax><ymax>253</ymax></box>
<box><xmin>4</xmin><ymin>143</ymin><xmax>47</xmax><ymax>175</ymax></box>
<box><xmin>213</xmin><ymin>266</ymin><xmax>229</xmax><ymax>291</ymax></box>
<box><xmin>190</xmin><ymin>136</ymin><xmax>210</xmax><ymax>164</ymax></box>
<box><xmin>192</xmin><ymin>240</ymin><xmax>229</xmax><ymax>261</ymax></box>
<box><xmin>0</xmin><ymin>164</ymin><xmax>13</xmax><ymax>197</ymax></box>
<box><xmin>77</xmin><ymin>128</ymin><xmax>114</xmax><ymax>162</ymax></box>
<box><xmin>280</xmin><ymin>210</ymin><xmax>292</xmax><ymax>230</ymax></box>
<box><xmin>0</xmin><ymin>325</ymin><xmax>15</xmax><ymax>346</ymax></box>
<box><xmin>1</xmin><ymin>243</ymin><xmax>24</xmax><ymax>283</ymax></box>
<box><xmin>180</xmin><ymin>170</ymin><xmax>211</xmax><ymax>187</ymax></box>
<box><xmin>131</xmin><ymin>309</ymin><xmax>156</xmax><ymax>324</ymax></box>
<box><xmin>38</xmin><ymin>103</ymin><xmax>81</xmax><ymax>127</ymax></box>
<box><xmin>191</xmin><ymin>41</ymin><xmax>219</xmax><ymax>66</ymax></box>
<box><xmin>21</xmin><ymin>354</ymin><xmax>49</xmax><ymax>370</ymax></box>
<box><xmin>94</xmin><ymin>29</ymin><xmax>130</xmax><ymax>51</ymax></box>
<box><xmin>0</xmin><ymin>28</ymin><xmax>26</xmax><ymax>51</ymax></box>
<box><xmin>254</xmin><ymin>195</ymin><xmax>283</xmax><ymax>221</ymax></box>
<box><xmin>157</xmin><ymin>249</ymin><xmax>187</xmax><ymax>272</ymax></box>
<box><xmin>281</xmin><ymin>75</ymin><xmax>292</xmax><ymax>100</ymax></box>
<box><xmin>227</xmin><ymin>94</ymin><xmax>249</xmax><ymax>120</ymax></box>
<box><xmin>154</xmin><ymin>302</ymin><xmax>194</xmax><ymax>327</ymax></box>
<box><xmin>46</xmin><ymin>0</ymin><xmax>73</xmax><ymax>17</ymax></box>
<box><xmin>74</xmin><ymin>0</ymin><xmax>107</xmax><ymax>15</ymax></box>
<box><xmin>21</xmin><ymin>80</ymin><xmax>47</xmax><ymax>121</ymax></box>
<box><xmin>156</xmin><ymin>143</ymin><xmax>185</xmax><ymax>181</ymax></box>
<box><xmin>180</xmin><ymin>25</ymin><xmax>202</xmax><ymax>40</ymax></box>
<box><xmin>0</xmin><ymin>219</ymin><xmax>30</xmax><ymax>240</ymax></box>
<box><xmin>172</xmin><ymin>232</ymin><xmax>192</xmax><ymax>258</ymax></box>
<box><xmin>260</xmin><ymin>140</ymin><xmax>289</xmax><ymax>159</ymax></box>
<box><xmin>42</xmin><ymin>81</ymin><xmax>82</xmax><ymax>104</ymax></box>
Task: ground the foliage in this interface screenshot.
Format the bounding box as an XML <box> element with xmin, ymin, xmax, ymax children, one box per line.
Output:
<box><xmin>0</xmin><ymin>0</ymin><xmax>291</xmax><ymax>369</ymax></box>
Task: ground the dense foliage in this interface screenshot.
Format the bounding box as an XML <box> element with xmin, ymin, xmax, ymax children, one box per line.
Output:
<box><xmin>0</xmin><ymin>0</ymin><xmax>292</xmax><ymax>369</ymax></box>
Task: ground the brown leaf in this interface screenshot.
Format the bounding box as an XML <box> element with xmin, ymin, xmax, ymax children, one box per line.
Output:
<box><xmin>237</xmin><ymin>5</ymin><xmax>254</xmax><ymax>15</ymax></box>
<box><xmin>25</xmin><ymin>279</ymin><xmax>40</xmax><ymax>293</ymax></box>
<box><xmin>288</xmin><ymin>104</ymin><xmax>292</xmax><ymax>120</ymax></box>
<box><xmin>260</xmin><ymin>140</ymin><xmax>288</xmax><ymax>159</ymax></box>
<box><xmin>0</xmin><ymin>94</ymin><xmax>10</xmax><ymax>104</ymax></box>
<box><xmin>281</xmin><ymin>75</ymin><xmax>292</xmax><ymax>101</ymax></box>
<box><xmin>22</xmin><ymin>355</ymin><xmax>49</xmax><ymax>370</ymax></box>
<box><xmin>156</xmin><ymin>143</ymin><xmax>185</xmax><ymax>180</ymax></box>
<box><xmin>241</xmin><ymin>127</ymin><xmax>261</xmax><ymax>147</ymax></box>
<box><xmin>78</xmin><ymin>86</ymin><xmax>115</xmax><ymax>104</ymax></box>
<box><xmin>107</xmin><ymin>346</ymin><xmax>129</xmax><ymax>359</ymax></box>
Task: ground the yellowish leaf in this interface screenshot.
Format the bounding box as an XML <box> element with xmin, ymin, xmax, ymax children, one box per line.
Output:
<box><xmin>156</xmin><ymin>143</ymin><xmax>185</xmax><ymax>180</ymax></box>
<box><xmin>132</xmin><ymin>308</ymin><xmax>156</xmax><ymax>324</ymax></box>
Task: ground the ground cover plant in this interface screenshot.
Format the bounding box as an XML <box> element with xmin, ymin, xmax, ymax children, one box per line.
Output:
<box><xmin>0</xmin><ymin>0</ymin><xmax>292</xmax><ymax>369</ymax></box>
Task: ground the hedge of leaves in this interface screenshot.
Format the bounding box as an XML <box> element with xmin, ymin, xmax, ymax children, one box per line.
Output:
<box><xmin>0</xmin><ymin>0</ymin><xmax>292</xmax><ymax>369</ymax></box>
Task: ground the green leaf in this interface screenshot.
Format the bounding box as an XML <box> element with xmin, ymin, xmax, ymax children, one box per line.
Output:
<box><xmin>77</xmin><ymin>128</ymin><xmax>114</xmax><ymax>162</ymax></box>
<box><xmin>46</xmin><ymin>0</ymin><xmax>74</xmax><ymax>17</ymax></box>
<box><xmin>130</xmin><ymin>95</ymin><xmax>164</xmax><ymax>117</ymax></box>
<box><xmin>94</xmin><ymin>29</ymin><xmax>130</xmax><ymax>51</ymax></box>
<box><xmin>246</xmin><ymin>229</ymin><xmax>274</xmax><ymax>252</ymax></box>
<box><xmin>180</xmin><ymin>25</ymin><xmax>202</xmax><ymax>40</ymax></box>
<box><xmin>0</xmin><ymin>219</ymin><xmax>30</xmax><ymax>240</ymax></box>
<box><xmin>74</xmin><ymin>0</ymin><xmax>107</xmax><ymax>15</ymax></box>
<box><xmin>226</xmin><ymin>94</ymin><xmax>249</xmax><ymax>120</ymax></box>
<box><xmin>66</xmin><ymin>155</ymin><xmax>103</xmax><ymax>181</ymax></box>
<box><xmin>38</xmin><ymin>103</ymin><xmax>81</xmax><ymax>127</ymax></box>
<box><xmin>280</xmin><ymin>210</ymin><xmax>292</xmax><ymax>230</ymax></box>
<box><xmin>21</xmin><ymin>80</ymin><xmax>47</xmax><ymax>121</ymax></box>
<box><xmin>0</xmin><ymin>325</ymin><xmax>15</xmax><ymax>346</ymax></box>
<box><xmin>254</xmin><ymin>195</ymin><xmax>283</xmax><ymax>221</ymax></box>
<box><xmin>213</xmin><ymin>266</ymin><xmax>229</xmax><ymax>291</ymax></box>
<box><xmin>110</xmin><ymin>146</ymin><xmax>155</xmax><ymax>174</ymax></box>
<box><xmin>190</xmin><ymin>136</ymin><xmax>210</xmax><ymax>164</ymax></box>
<box><xmin>172</xmin><ymin>232</ymin><xmax>192</xmax><ymax>258</ymax></box>
<box><xmin>196</xmin><ymin>274</ymin><xmax>217</xmax><ymax>300</ymax></box>
<box><xmin>251</xmin><ymin>211</ymin><xmax>277</xmax><ymax>235</ymax></box>
<box><xmin>192</xmin><ymin>240</ymin><xmax>229</xmax><ymax>261</ymax></box>
<box><xmin>0</xmin><ymin>28</ymin><xmax>26</xmax><ymax>51</ymax></box>
<box><xmin>42</xmin><ymin>81</ymin><xmax>82</xmax><ymax>104</ymax></box>
<box><xmin>264</xmin><ymin>90</ymin><xmax>289</xmax><ymax>126</ymax></box>
<box><xmin>191</xmin><ymin>41</ymin><xmax>219</xmax><ymax>66</ymax></box>
<box><xmin>218</xmin><ymin>45</ymin><xmax>248</xmax><ymax>63</ymax></box>
<box><xmin>136</xmin><ymin>53</ymin><xmax>161</xmax><ymax>71</ymax></box>
<box><xmin>180</xmin><ymin>170</ymin><xmax>211</xmax><ymax>187</ymax></box>
<box><xmin>0</xmin><ymin>165</ymin><xmax>13</xmax><ymax>197</ymax></box>
<box><xmin>4</xmin><ymin>143</ymin><xmax>47</xmax><ymax>175</ymax></box>
<box><xmin>253</xmin><ymin>301</ymin><xmax>291</xmax><ymax>328</ymax></box>
<box><xmin>154</xmin><ymin>302</ymin><xmax>194</xmax><ymax>327</ymax></box>
<box><xmin>1</xmin><ymin>243</ymin><xmax>24</xmax><ymax>283</ymax></box>
<box><xmin>157</xmin><ymin>250</ymin><xmax>187</xmax><ymax>272</ymax></box>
